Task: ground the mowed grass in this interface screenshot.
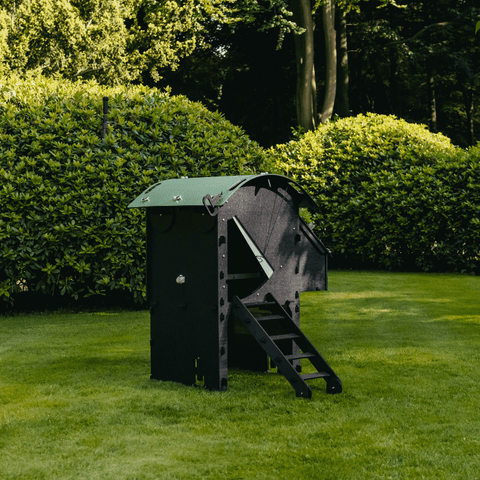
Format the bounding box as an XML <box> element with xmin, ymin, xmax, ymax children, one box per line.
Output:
<box><xmin>1</xmin><ymin>271</ymin><xmax>480</xmax><ymax>479</ymax></box>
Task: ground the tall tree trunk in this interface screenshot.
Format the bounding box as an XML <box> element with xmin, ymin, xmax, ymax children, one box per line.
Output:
<box><xmin>320</xmin><ymin>0</ymin><xmax>336</xmax><ymax>123</ymax></box>
<box><xmin>389</xmin><ymin>47</ymin><xmax>399</xmax><ymax>115</ymax></box>
<box><xmin>335</xmin><ymin>7</ymin><xmax>349</xmax><ymax>117</ymax></box>
<box><xmin>427</xmin><ymin>64</ymin><xmax>437</xmax><ymax>132</ymax></box>
<box><xmin>290</xmin><ymin>0</ymin><xmax>316</xmax><ymax>132</ymax></box>
<box><xmin>462</xmin><ymin>85</ymin><xmax>474</xmax><ymax>146</ymax></box>
<box><xmin>425</xmin><ymin>29</ymin><xmax>437</xmax><ymax>132</ymax></box>
<box><xmin>422</xmin><ymin>8</ymin><xmax>437</xmax><ymax>133</ymax></box>
<box><xmin>388</xmin><ymin>5</ymin><xmax>400</xmax><ymax>116</ymax></box>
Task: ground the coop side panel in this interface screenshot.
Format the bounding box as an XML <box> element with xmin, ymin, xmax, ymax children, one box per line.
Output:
<box><xmin>147</xmin><ymin>207</ymin><xmax>219</xmax><ymax>387</ymax></box>
<box><xmin>295</xmin><ymin>219</ymin><xmax>328</xmax><ymax>292</ymax></box>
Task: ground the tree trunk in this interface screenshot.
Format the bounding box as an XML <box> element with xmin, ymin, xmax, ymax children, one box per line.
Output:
<box><xmin>335</xmin><ymin>7</ymin><xmax>349</xmax><ymax>117</ymax></box>
<box><xmin>320</xmin><ymin>0</ymin><xmax>336</xmax><ymax>124</ymax></box>
<box><xmin>389</xmin><ymin>46</ymin><xmax>400</xmax><ymax>115</ymax></box>
<box><xmin>427</xmin><ymin>65</ymin><xmax>437</xmax><ymax>132</ymax></box>
<box><xmin>290</xmin><ymin>0</ymin><xmax>316</xmax><ymax>132</ymax></box>
<box><xmin>462</xmin><ymin>85</ymin><xmax>474</xmax><ymax>146</ymax></box>
<box><xmin>425</xmin><ymin>27</ymin><xmax>437</xmax><ymax>132</ymax></box>
<box><xmin>388</xmin><ymin>5</ymin><xmax>400</xmax><ymax>116</ymax></box>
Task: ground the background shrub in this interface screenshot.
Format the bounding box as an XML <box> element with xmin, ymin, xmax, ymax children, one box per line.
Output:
<box><xmin>0</xmin><ymin>75</ymin><xmax>268</xmax><ymax>310</ymax></box>
<box><xmin>271</xmin><ymin>113</ymin><xmax>480</xmax><ymax>273</ymax></box>
<box><xmin>0</xmin><ymin>9</ymin><xmax>9</xmax><ymax>76</ymax></box>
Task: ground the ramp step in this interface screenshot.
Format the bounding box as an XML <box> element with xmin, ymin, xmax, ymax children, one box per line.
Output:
<box><xmin>254</xmin><ymin>314</ymin><xmax>285</xmax><ymax>322</ymax></box>
<box><xmin>244</xmin><ymin>301</ymin><xmax>276</xmax><ymax>309</ymax></box>
<box><xmin>301</xmin><ymin>372</ymin><xmax>331</xmax><ymax>380</ymax></box>
<box><xmin>285</xmin><ymin>352</ymin><xmax>316</xmax><ymax>361</ymax></box>
<box><xmin>270</xmin><ymin>333</ymin><xmax>301</xmax><ymax>342</ymax></box>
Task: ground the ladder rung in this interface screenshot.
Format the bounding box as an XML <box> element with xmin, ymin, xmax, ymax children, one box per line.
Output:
<box><xmin>285</xmin><ymin>352</ymin><xmax>315</xmax><ymax>361</ymax></box>
<box><xmin>233</xmin><ymin>293</ymin><xmax>342</xmax><ymax>397</ymax></box>
<box><xmin>270</xmin><ymin>333</ymin><xmax>300</xmax><ymax>342</ymax></box>
<box><xmin>245</xmin><ymin>301</ymin><xmax>276</xmax><ymax>309</ymax></box>
<box><xmin>301</xmin><ymin>372</ymin><xmax>330</xmax><ymax>380</ymax></box>
<box><xmin>255</xmin><ymin>314</ymin><xmax>285</xmax><ymax>322</ymax></box>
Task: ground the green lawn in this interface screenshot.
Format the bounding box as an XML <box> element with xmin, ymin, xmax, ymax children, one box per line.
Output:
<box><xmin>1</xmin><ymin>271</ymin><xmax>480</xmax><ymax>479</ymax></box>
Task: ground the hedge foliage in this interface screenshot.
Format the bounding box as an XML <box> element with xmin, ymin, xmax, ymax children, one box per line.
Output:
<box><xmin>0</xmin><ymin>75</ymin><xmax>268</xmax><ymax>308</ymax></box>
<box><xmin>271</xmin><ymin>113</ymin><xmax>480</xmax><ymax>273</ymax></box>
<box><xmin>3</xmin><ymin>84</ymin><xmax>479</xmax><ymax>312</ymax></box>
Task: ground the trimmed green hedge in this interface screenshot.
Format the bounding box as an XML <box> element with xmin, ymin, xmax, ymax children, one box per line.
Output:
<box><xmin>271</xmin><ymin>113</ymin><xmax>480</xmax><ymax>273</ymax></box>
<box><xmin>0</xmin><ymin>75</ymin><xmax>268</xmax><ymax>308</ymax></box>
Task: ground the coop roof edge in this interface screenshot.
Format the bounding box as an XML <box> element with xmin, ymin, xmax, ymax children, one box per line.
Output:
<box><xmin>128</xmin><ymin>173</ymin><xmax>317</xmax><ymax>210</ymax></box>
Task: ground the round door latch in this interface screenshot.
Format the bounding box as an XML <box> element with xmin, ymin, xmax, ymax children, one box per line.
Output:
<box><xmin>176</xmin><ymin>275</ymin><xmax>186</xmax><ymax>284</ymax></box>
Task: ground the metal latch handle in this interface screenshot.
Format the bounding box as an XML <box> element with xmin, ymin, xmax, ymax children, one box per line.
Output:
<box><xmin>202</xmin><ymin>193</ymin><xmax>222</xmax><ymax>217</ymax></box>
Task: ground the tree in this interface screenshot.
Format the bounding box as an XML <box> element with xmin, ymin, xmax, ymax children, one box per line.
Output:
<box><xmin>335</xmin><ymin>7</ymin><xmax>350</xmax><ymax>117</ymax></box>
<box><xmin>345</xmin><ymin>0</ymin><xmax>480</xmax><ymax>146</ymax></box>
<box><xmin>319</xmin><ymin>0</ymin><xmax>336</xmax><ymax>123</ymax></box>
<box><xmin>290</xmin><ymin>0</ymin><xmax>317</xmax><ymax>131</ymax></box>
<box><xmin>2</xmin><ymin>0</ymin><xmax>132</xmax><ymax>82</ymax></box>
<box><xmin>126</xmin><ymin>0</ymin><xmax>237</xmax><ymax>82</ymax></box>
<box><xmin>0</xmin><ymin>0</ymin><xmax>304</xmax><ymax>84</ymax></box>
<box><xmin>0</xmin><ymin>0</ymin><xmax>241</xmax><ymax>83</ymax></box>
<box><xmin>0</xmin><ymin>7</ymin><xmax>9</xmax><ymax>75</ymax></box>
<box><xmin>291</xmin><ymin>0</ymin><xmax>401</xmax><ymax>128</ymax></box>
<box><xmin>2</xmin><ymin>0</ymin><xmax>478</xmax><ymax>147</ymax></box>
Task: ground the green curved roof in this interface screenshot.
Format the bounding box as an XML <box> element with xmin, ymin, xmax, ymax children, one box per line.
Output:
<box><xmin>128</xmin><ymin>174</ymin><xmax>317</xmax><ymax>209</ymax></box>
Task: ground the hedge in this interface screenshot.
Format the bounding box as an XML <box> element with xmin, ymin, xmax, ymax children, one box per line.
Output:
<box><xmin>0</xmin><ymin>75</ymin><xmax>268</xmax><ymax>309</ymax></box>
<box><xmin>270</xmin><ymin>113</ymin><xmax>480</xmax><ymax>273</ymax></box>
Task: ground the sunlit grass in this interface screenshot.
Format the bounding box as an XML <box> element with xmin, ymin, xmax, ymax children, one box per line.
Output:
<box><xmin>1</xmin><ymin>271</ymin><xmax>480</xmax><ymax>479</ymax></box>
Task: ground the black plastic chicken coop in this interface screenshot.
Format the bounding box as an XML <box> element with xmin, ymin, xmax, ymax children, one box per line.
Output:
<box><xmin>128</xmin><ymin>174</ymin><xmax>341</xmax><ymax>398</ymax></box>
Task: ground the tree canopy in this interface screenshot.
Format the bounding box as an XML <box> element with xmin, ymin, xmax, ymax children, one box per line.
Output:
<box><xmin>1</xmin><ymin>0</ymin><xmax>479</xmax><ymax>147</ymax></box>
<box><xmin>0</xmin><ymin>0</ymin><xmax>301</xmax><ymax>82</ymax></box>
